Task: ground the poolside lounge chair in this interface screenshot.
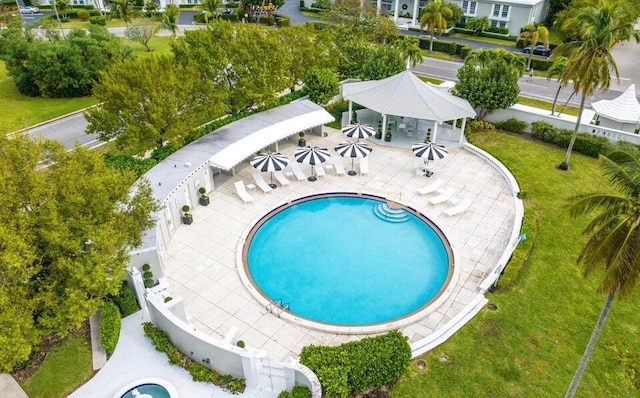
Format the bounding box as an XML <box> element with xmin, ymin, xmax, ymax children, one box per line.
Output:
<box><xmin>290</xmin><ymin>162</ymin><xmax>307</xmax><ymax>181</ymax></box>
<box><xmin>252</xmin><ymin>172</ymin><xmax>273</xmax><ymax>194</ymax></box>
<box><xmin>233</xmin><ymin>181</ymin><xmax>254</xmax><ymax>204</ymax></box>
<box><xmin>429</xmin><ymin>187</ymin><xmax>455</xmax><ymax>205</ymax></box>
<box><xmin>274</xmin><ymin>170</ymin><xmax>291</xmax><ymax>187</ymax></box>
<box><xmin>314</xmin><ymin>165</ymin><xmax>326</xmax><ymax>178</ymax></box>
<box><xmin>445</xmin><ymin>198</ymin><xmax>472</xmax><ymax>216</ymax></box>
<box><xmin>359</xmin><ymin>157</ymin><xmax>369</xmax><ymax>176</ymax></box>
<box><xmin>333</xmin><ymin>156</ymin><xmax>346</xmax><ymax>176</ymax></box>
<box><xmin>418</xmin><ymin>179</ymin><xmax>443</xmax><ymax>195</ymax></box>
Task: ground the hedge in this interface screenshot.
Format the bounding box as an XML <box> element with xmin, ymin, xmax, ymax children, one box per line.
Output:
<box><xmin>274</xmin><ymin>14</ymin><xmax>290</xmax><ymax>27</ymax></box>
<box><xmin>89</xmin><ymin>15</ymin><xmax>107</xmax><ymax>25</ymax></box>
<box><xmin>110</xmin><ymin>280</ymin><xmax>139</xmax><ymax>317</ymax></box>
<box><xmin>494</xmin><ymin>118</ymin><xmax>528</xmax><ymax>134</ymax></box>
<box><xmin>143</xmin><ymin>322</ymin><xmax>246</xmax><ymax>394</ymax></box>
<box><xmin>100</xmin><ymin>302</ymin><xmax>121</xmax><ymax>355</ymax></box>
<box><xmin>299</xmin><ymin>330</ymin><xmax>411</xmax><ymax>398</ymax></box>
<box><xmin>278</xmin><ymin>386</ymin><xmax>312</xmax><ymax>398</ymax></box>
<box><xmin>530</xmin><ymin>121</ymin><xmax>612</xmax><ymax>158</ymax></box>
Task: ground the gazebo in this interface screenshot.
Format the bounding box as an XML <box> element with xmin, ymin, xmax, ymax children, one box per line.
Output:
<box><xmin>591</xmin><ymin>84</ymin><xmax>640</xmax><ymax>133</ymax></box>
<box><xmin>341</xmin><ymin>70</ymin><xmax>476</xmax><ymax>144</ymax></box>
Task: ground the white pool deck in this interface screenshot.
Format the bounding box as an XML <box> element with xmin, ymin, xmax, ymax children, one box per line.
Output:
<box><xmin>161</xmin><ymin>126</ymin><xmax>517</xmax><ymax>363</ymax></box>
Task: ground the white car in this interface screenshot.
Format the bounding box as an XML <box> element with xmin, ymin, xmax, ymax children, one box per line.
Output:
<box><xmin>19</xmin><ymin>6</ymin><xmax>39</xmax><ymax>14</ymax></box>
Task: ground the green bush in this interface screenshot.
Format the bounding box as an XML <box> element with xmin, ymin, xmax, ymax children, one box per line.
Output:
<box><xmin>466</xmin><ymin>120</ymin><xmax>496</xmax><ymax>133</ymax></box>
<box><xmin>529</xmin><ymin>57</ymin><xmax>553</xmax><ymax>71</ymax></box>
<box><xmin>300</xmin><ymin>330</ymin><xmax>411</xmax><ymax>397</ymax></box>
<box><xmin>77</xmin><ymin>9</ymin><xmax>90</xmax><ymax>20</ymax></box>
<box><xmin>448</xmin><ymin>41</ymin><xmax>457</xmax><ymax>55</ymax></box>
<box><xmin>89</xmin><ymin>15</ymin><xmax>107</xmax><ymax>25</ymax></box>
<box><xmin>142</xmin><ymin>322</ymin><xmax>246</xmax><ymax>394</ymax></box>
<box><xmin>218</xmin><ymin>12</ymin><xmax>239</xmax><ymax>21</ymax></box>
<box><xmin>100</xmin><ymin>302</ymin><xmax>121</xmax><ymax>355</ymax></box>
<box><xmin>495</xmin><ymin>118</ymin><xmax>528</xmax><ymax>134</ymax></box>
<box><xmin>274</xmin><ymin>14</ymin><xmax>290</xmax><ymax>27</ymax></box>
<box><xmin>530</xmin><ymin>121</ymin><xmax>612</xmax><ymax>157</ymax></box>
<box><xmin>459</xmin><ymin>44</ymin><xmax>472</xmax><ymax>59</ymax></box>
<box><xmin>110</xmin><ymin>281</ymin><xmax>139</xmax><ymax>317</ymax></box>
<box><xmin>278</xmin><ymin>386</ymin><xmax>312</xmax><ymax>398</ymax></box>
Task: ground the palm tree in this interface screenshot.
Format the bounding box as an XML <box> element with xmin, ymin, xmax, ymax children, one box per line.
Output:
<box><xmin>518</xmin><ymin>23</ymin><xmax>549</xmax><ymax>70</ymax></box>
<box><xmin>556</xmin><ymin>0</ymin><xmax>639</xmax><ymax>170</ymax></box>
<box><xmin>547</xmin><ymin>56</ymin><xmax>568</xmax><ymax>115</ymax></box>
<box><xmin>419</xmin><ymin>0</ymin><xmax>452</xmax><ymax>53</ymax></box>
<box><xmin>465</xmin><ymin>16</ymin><xmax>489</xmax><ymax>36</ymax></box>
<box><xmin>566</xmin><ymin>149</ymin><xmax>640</xmax><ymax>397</ymax></box>
<box><xmin>397</xmin><ymin>36</ymin><xmax>423</xmax><ymax>69</ymax></box>
<box><xmin>162</xmin><ymin>4</ymin><xmax>181</xmax><ymax>41</ymax></box>
<box><xmin>199</xmin><ymin>0</ymin><xmax>220</xmax><ymax>24</ymax></box>
<box><xmin>51</xmin><ymin>0</ymin><xmax>66</xmax><ymax>38</ymax></box>
<box><xmin>466</xmin><ymin>48</ymin><xmax>526</xmax><ymax>75</ymax></box>
<box><xmin>113</xmin><ymin>0</ymin><xmax>134</xmax><ymax>25</ymax></box>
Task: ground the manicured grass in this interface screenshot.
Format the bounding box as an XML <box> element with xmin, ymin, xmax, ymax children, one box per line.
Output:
<box><xmin>392</xmin><ymin>131</ymin><xmax>640</xmax><ymax>397</ymax></box>
<box><xmin>422</xmin><ymin>50</ymin><xmax>456</xmax><ymax>61</ymax></box>
<box><xmin>21</xmin><ymin>334</ymin><xmax>94</xmax><ymax>398</ymax></box>
<box><xmin>417</xmin><ymin>76</ymin><xmax>444</xmax><ymax>85</ymax></box>
<box><xmin>122</xmin><ymin>35</ymin><xmax>175</xmax><ymax>58</ymax></box>
<box><xmin>59</xmin><ymin>18</ymin><xmax>128</xmax><ymax>29</ymax></box>
<box><xmin>0</xmin><ymin>61</ymin><xmax>99</xmax><ymax>135</ymax></box>
<box><xmin>517</xmin><ymin>96</ymin><xmax>580</xmax><ymax>117</ymax></box>
<box><xmin>449</xmin><ymin>32</ymin><xmax>516</xmax><ymax>47</ymax></box>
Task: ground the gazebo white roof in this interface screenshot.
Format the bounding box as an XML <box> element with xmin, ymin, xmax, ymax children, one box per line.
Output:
<box><xmin>341</xmin><ymin>70</ymin><xmax>476</xmax><ymax>123</ymax></box>
<box><xmin>592</xmin><ymin>84</ymin><xmax>640</xmax><ymax>123</ymax></box>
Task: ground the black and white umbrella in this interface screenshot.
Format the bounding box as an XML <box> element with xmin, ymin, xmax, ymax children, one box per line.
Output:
<box><xmin>294</xmin><ymin>146</ymin><xmax>331</xmax><ymax>182</ymax></box>
<box><xmin>342</xmin><ymin>124</ymin><xmax>376</xmax><ymax>141</ymax></box>
<box><xmin>412</xmin><ymin>142</ymin><xmax>448</xmax><ymax>165</ymax></box>
<box><xmin>335</xmin><ymin>141</ymin><xmax>372</xmax><ymax>176</ymax></box>
<box><xmin>250</xmin><ymin>152</ymin><xmax>289</xmax><ymax>188</ymax></box>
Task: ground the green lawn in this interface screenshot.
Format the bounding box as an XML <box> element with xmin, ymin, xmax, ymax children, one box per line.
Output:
<box><xmin>422</xmin><ymin>49</ymin><xmax>456</xmax><ymax>61</ymax></box>
<box><xmin>392</xmin><ymin>131</ymin><xmax>640</xmax><ymax>397</ymax></box>
<box><xmin>21</xmin><ymin>334</ymin><xmax>94</xmax><ymax>398</ymax></box>
<box><xmin>517</xmin><ymin>96</ymin><xmax>580</xmax><ymax>117</ymax></box>
<box><xmin>449</xmin><ymin>32</ymin><xmax>516</xmax><ymax>47</ymax></box>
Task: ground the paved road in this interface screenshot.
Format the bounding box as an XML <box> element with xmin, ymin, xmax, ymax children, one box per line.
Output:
<box><xmin>17</xmin><ymin>110</ymin><xmax>101</xmax><ymax>149</ymax></box>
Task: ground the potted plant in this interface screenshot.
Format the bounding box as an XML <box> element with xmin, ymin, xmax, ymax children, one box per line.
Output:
<box><xmin>182</xmin><ymin>205</ymin><xmax>193</xmax><ymax>225</ymax></box>
<box><xmin>198</xmin><ymin>187</ymin><xmax>209</xmax><ymax>206</ymax></box>
<box><xmin>142</xmin><ymin>263</ymin><xmax>154</xmax><ymax>288</ymax></box>
<box><xmin>384</xmin><ymin>132</ymin><xmax>392</xmax><ymax>142</ymax></box>
<box><xmin>298</xmin><ymin>131</ymin><xmax>306</xmax><ymax>147</ymax></box>
<box><xmin>375</xmin><ymin>121</ymin><xmax>382</xmax><ymax>139</ymax></box>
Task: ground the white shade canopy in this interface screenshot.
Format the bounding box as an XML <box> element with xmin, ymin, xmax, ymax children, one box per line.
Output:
<box><xmin>342</xmin><ymin>70</ymin><xmax>476</xmax><ymax>123</ymax></box>
<box><xmin>592</xmin><ymin>84</ymin><xmax>640</xmax><ymax>123</ymax></box>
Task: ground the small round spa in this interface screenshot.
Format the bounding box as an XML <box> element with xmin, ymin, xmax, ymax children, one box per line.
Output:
<box><xmin>242</xmin><ymin>193</ymin><xmax>454</xmax><ymax>331</ymax></box>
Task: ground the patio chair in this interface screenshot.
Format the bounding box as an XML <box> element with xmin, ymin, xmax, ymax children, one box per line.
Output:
<box><xmin>429</xmin><ymin>187</ymin><xmax>455</xmax><ymax>205</ymax></box>
<box><xmin>444</xmin><ymin>198</ymin><xmax>472</xmax><ymax>216</ymax></box>
<box><xmin>233</xmin><ymin>181</ymin><xmax>254</xmax><ymax>204</ymax></box>
<box><xmin>252</xmin><ymin>172</ymin><xmax>273</xmax><ymax>194</ymax></box>
<box><xmin>274</xmin><ymin>170</ymin><xmax>291</xmax><ymax>187</ymax></box>
<box><xmin>333</xmin><ymin>156</ymin><xmax>346</xmax><ymax>176</ymax></box>
<box><xmin>290</xmin><ymin>162</ymin><xmax>307</xmax><ymax>181</ymax></box>
<box><xmin>417</xmin><ymin>179</ymin><xmax>443</xmax><ymax>195</ymax></box>
<box><xmin>359</xmin><ymin>157</ymin><xmax>369</xmax><ymax>176</ymax></box>
<box><xmin>314</xmin><ymin>165</ymin><xmax>326</xmax><ymax>178</ymax></box>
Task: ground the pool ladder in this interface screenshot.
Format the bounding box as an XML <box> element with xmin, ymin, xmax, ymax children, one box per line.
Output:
<box><xmin>266</xmin><ymin>299</ymin><xmax>290</xmax><ymax>317</ymax></box>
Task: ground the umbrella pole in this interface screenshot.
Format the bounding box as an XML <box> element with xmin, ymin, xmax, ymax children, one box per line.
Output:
<box><xmin>348</xmin><ymin>158</ymin><xmax>357</xmax><ymax>176</ymax></box>
<box><xmin>308</xmin><ymin>164</ymin><xmax>317</xmax><ymax>182</ymax></box>
<box><xmin>269</xmin><ymin>172</ymin><xmax>277</xmax><ymax>189</ymax></box>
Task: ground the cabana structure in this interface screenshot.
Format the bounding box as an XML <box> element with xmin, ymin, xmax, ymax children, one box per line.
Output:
<box><xmin>591</xmin><ymin>84</ymin><xmax>640</xmax><ymax>133</ymax></box>
<box><xmin>341</xmin><ymin>70</ymin><xmax>476</xmax><ymax>144</ymax></box>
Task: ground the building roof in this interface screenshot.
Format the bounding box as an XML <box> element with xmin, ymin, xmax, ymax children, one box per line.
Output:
<box><xmin>342</xmin><ymin>70</ymin><xmax>476</xmax><ymax>123</ymax></box>
<box><xmin>592</xmin><ymin>84</ymin><xmax>640</xmax><ymax>124</ymax></box>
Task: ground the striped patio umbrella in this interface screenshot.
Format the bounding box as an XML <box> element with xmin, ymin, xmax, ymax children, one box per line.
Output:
<box><xmin>250</xmin><ymin>152</ymin><xmax>289</xmax><ymax>188</ymax></box>
<box><xmin>342</xmin><ymin>124</ymin><xmax>376</xmax><ymax>141</ymax></box>
<box><xmin>411</xmin><ymin>142</ymin><xmax>448</xmax><ymax>165</ymax></box>
<box><xmin>335</xmin><ymin>141</ymin><xmax>372</xmax><ymax>176</ymax></box>
<box><xmin>294</xmin><ymin>146</ymin><xmax>331</xmax><ymax>181</ymax></box>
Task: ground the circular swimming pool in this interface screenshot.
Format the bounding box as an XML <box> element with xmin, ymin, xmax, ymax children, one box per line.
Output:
<box><xmin>243</xmin><ymin>193</ymin><xmax>454</xmax><ymax>329</ymax></box>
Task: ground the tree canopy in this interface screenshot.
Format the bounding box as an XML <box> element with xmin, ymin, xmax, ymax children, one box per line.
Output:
<box><xmin>0</xmin><ymin>135</ymin><xmax>158</xmax><ymax>372</ymax></box>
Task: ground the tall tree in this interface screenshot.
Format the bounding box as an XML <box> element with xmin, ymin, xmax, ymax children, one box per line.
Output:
<box><xmin>125</xmin><ymin>18</ymin><xmax>160</xmax><ymax>52</ymax></box>
<box><xmin>519</xmin><ymin>23</ymin><xmax>549</xmax><ymax>70</ymax></box>
<box><xmin>419</xmin><ymin>0</ymin><xmax>452</xmax><ymax>52</ymax></box>
<box><xmin>555</xmin><ymin>0</ymin><xmax>640</xmax><ymax>170</ymax></box>
<box><xmin>162</xmin><ymin>4</ymin><xmax>180</xmax><ymax>40</ymax></box>
<box><xmin>565</xmin><ymin>149</ymin><xmax>640</xmax><ymax>397</ymax></box>
<box><xmin>465</xmin><ymin>16</ymin><xmax>489</xmax><ymax>35</ymax></box>
<box><xmin>112</xmin><ymin>0</ymin><xmax>135</xmax><ymax>25</ymax></box>
<box><xmin>86</xmin><ymin>55</ymin><xmax>225</xmax><ymax>152</ymax></box>
<box><xmin>396</xmin><ymin>36</ymin><xmax>423</xmax><ymax>69</ymax></box>
<box><xmin>199</xmin><ymin>0</ymin><xmax>220</xmax><ymax>23</ymax></box>
<box><xmin>0</xmin><ymin>135</ymin><xmax>158</xmax><ymax>372</ymax></box>
<box><xmin>360</xmin><ymin>45</ymin><xmax>404</xmax><ymax>80</ymax></box>
<box><xmin>304</xmin><ymin>67</ymin><xmax>339</xmax><ymax>105</ymax></box>
<box><xmin>547</xmin><ymin>56</ymin><xmax>568</xmax><ymax>115</ymax></box>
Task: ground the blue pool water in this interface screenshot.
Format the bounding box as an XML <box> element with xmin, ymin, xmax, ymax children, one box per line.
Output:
<box><xmin>247</xmin><ymin>196</ymin><xmax>451</xmax><ymax>325</ymax></box>
<box><xmin>120</xmin><ymin>384</ymin><xmax>171</xmax><ymax>398</ymax></box>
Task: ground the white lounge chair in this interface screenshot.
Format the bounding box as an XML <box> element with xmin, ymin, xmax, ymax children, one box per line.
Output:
<box><xmin>445</xmin><ymin>198</ymin><xmax>472</xmax><ymax>216</ymax></box>
<box><xmin>359</xmin><ymin>157</ymin><xmax>369</xmax><ymax>176</ymax></box>
<box><xmin>418</xmin><ymin>179</ymin><xmax>444</xmax><ymax>195</ymax></box>
<box><xmin>233</xmin><ymin>181</ymin><xmax>254</xmax><ymax>204</ymax></box>
<box><xmin>252</xmin><ymin>172</ymin><xmax>273</xmax><ymax>194</ymax></box>
<box><xmin>274</xmin><ymin>170</ymin><xmax>291</xmax><ymax>187</ymax></box>
<box><xmin>290</xmin><ymin>162</ymin><xmax>307</xmax><ymax>181</ymax></box>
<box><xmin>429</xmin><ymin>187</ymin><xmax>455</xmax><ymax>205</ymax></box>
<box><xmin>314</xmin><ymin>165</ymin><xmax>326</xmax><ymax>178</ymax></box>
<box><xmin>333</xmin><ymin>156</ymin><xmax>346</xmax><ymax>176</ymax></box>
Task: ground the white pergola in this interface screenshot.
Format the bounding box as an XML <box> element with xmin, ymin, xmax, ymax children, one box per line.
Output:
<box><xmin>341</xmin><ymin>70</ymin><xmax>476</xmax><ymax>144</ymax></box>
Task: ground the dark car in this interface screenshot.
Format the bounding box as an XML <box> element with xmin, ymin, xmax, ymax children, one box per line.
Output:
<box><xmin>523</xmin><ymin>45</ymin><xmax>551</xmax><ymax>57</ymax></box>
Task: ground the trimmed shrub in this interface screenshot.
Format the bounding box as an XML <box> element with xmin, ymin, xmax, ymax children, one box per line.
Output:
<box><xmin>459</xmin><ymin>45</ymin><xmax>472</xmax><ymax>59</ymax></box>
<box><xmin>218</xmin><ymin>12</ymin><xmax>239</xmax><ymax>21</ymax></box>
<box><xmin>466</xmin><ymin>120</ymin><xmax>495</xmax><ymax>133</ymax></box>
<box><xmin>274</xmin><ymin>14</ymin><xmax>290</xmax><ymax>27</ymax></box>
<box><xmin>495</xmin><ymin>118</ymin><xmax>528</xmax><ymax>134</ymax></box>
<box><xmin>111</xmin><ymin>281</ymin><xmax>139</xmax><ymax>317</ymax></box>
<box><xmin>300</xmin><ymin>330</ymin><xmax>411</xmax><ymax>397</ymax></box>
<box><xmin>89</xmin><ymin>15</ymin><xmax>107</xmax><ymax>25</ymax></box>
<box><xmin>278</xmin><ymin>386</ymin><xmax>312</xmax><ymax>398</ymax></box>
<box><xmin>77</xmin><ymin>9</ymin><xmax>90</xmax><ymax>20</ymax></box>
<box><xmin>448</xmin><ymin>41</ymin><xmax>457</xmax><ymax>55</ymax></box>
<box><xmin>531</xmin><ymin>121</ymin><xmax>612</xmax><ymax>157</ymax></box>
<box><xmin>100</xmin><ymin>302</ymin><xmax>121</xmax><ymax>355</ymax></box>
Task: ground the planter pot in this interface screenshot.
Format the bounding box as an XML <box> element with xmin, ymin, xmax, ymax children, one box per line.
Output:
<box><xmin>298</xmin><ymin>138</ymin><xmax>306</xmax><ymax>147</ymax></box>
<box><xmin>384</xmin><ymin>135</ymin><xmax>392</xmax><ymax>142</ymax></box>
<box><xmin>375</xmin><ymin>132</ymin><xmax>382</xmax><ymax>139</ymax></box>
<box><xmin>182</xmin><ymin>214</ymin><xmax>193</xmax><ymax>225</ymax></box>
<box><xmin>199</xmin><ymin>196</ymin><xmax>210</xmax><ymax>206</ymax></box>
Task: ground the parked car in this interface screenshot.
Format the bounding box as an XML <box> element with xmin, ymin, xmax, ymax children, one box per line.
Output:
<box><xmin>19</xmin><ymin>6</ymin><xmax>39</xmax><ymax>13</ymax></box>
<box><xmin>523</xmin><ymin>45</ymin><xmax>551</xmax><ymax>57</ymax></box>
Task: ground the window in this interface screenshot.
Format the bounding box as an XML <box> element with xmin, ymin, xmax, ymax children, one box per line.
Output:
<box><xmin>501</xmin><ymin>5</ymin><xmax>509</xmax><ymax>17</ymax></box>
<box><xmin>461</xmin><ymin>1</ymin><xmax>477</xmax><ymax>14</ymax></box>
<box><xmin>492</xmin><ymin>4</ymin><xmax>500</xmax><ymax>17</ymax></box>
<box><xmin>491</xmin><ymin>4</ymin><xmax>510</xmax><ymax>18</ymax></box>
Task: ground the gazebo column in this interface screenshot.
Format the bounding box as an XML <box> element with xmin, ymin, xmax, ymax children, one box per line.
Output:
<box><xmin>377</xmin><ymin>0</ymin><xmax>381</xmax><ymax>15</ymax></box>
<box><xmin>412</xmin><ymin>0</ymin><xmax>419</xmax><ymax>26</ymax></box>
<box><xmin>459</xmin><ymin>118</ymin><xmax>467</xmax><ymax>143</ymax></box>
<box><xmin>348</xmin><ymin>101</ymin><xmax>353</xmax><ymax>126</ymax></box>
<box><xmin>382</xmin><ymin>114</ymin><xmax>388</xmax><ymax>136</ymax></box>
<box><xmin>432</xmin><ymin>122</ymin><xmax>439</xmax><ymax>143</ymax></box>
<box><xmin>393</xmin><ymin>0</ymin><xmax>400</xmax><ymax>22</ymax></box>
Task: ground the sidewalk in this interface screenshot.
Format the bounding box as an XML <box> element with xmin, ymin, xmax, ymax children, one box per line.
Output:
<box><xmin>0</xmin><ymin>374</ymin><xmax>28</xmax><ymax>398</ymax></box>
